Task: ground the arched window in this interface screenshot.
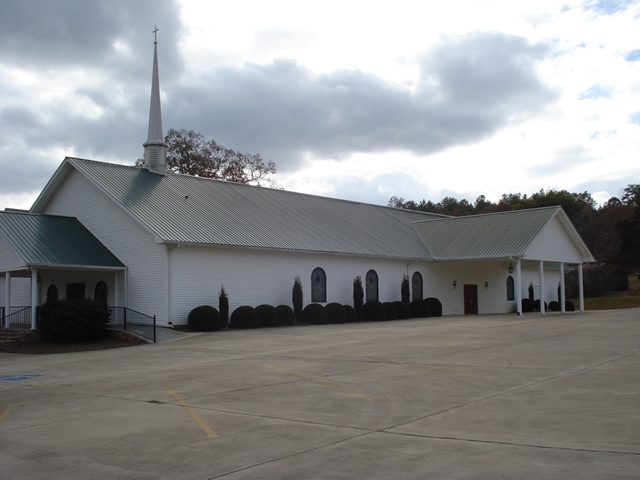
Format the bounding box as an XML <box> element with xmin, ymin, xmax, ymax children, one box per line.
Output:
<box><xmin>311</xmin><ymin>267</ymin><xmax>326</xmax><ymax>303</ymax></box>
<box><xmin>412</xmin><ymin>272</ymin><xmax>423</xmax><ymax>301</ymax></box>
<box><xmin>46</xmin><ymin>285</ymin><xmax>58</xmax><ymax>303</ymax></box>
<box><xmin>366</xmin><ymin>269</ymin><xmax>379</xmax><ymax>302</ymax></box>
<box><xmin>95</xmin><ymin>281</ymin><xmax>108</xmax><ymax>305</ymax></box>
<box><xmin>506</xmin><ymin>276</ymin><xmax>515</xmax><ymax>301</ymax></box>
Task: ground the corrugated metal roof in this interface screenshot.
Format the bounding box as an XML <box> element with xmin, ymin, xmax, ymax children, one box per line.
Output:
<box><xmin>66</xmin><ymin>158</ymin><xmax>444</xmax><ymax>259</ymax></box>
<box><xmin>411</xmin><ymin>207</ymin><xmax>559</xmax><ymax>260</ymax></box>
<box><xmin>0</xmin><ymin>211</ymin><xmax>125</xmax><ymax>268</ymax></box>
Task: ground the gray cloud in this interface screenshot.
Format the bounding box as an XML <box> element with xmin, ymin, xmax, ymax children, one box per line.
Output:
<box><xmin>168</xmin><ymin>32</ymin><xmax>556</xmax><ymax>170</ymax></box>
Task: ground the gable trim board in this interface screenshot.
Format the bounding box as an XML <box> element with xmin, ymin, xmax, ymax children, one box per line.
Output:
<box><xmin>1</xmin><ymin>157</ymin><xmax>594</xmax><ymax>327</ymax></box>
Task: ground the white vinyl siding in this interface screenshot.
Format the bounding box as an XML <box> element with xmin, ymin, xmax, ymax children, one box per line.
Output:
<box><xmin>40</xmin><ymin>169</ymin><xmax>168</xmax><ymax>323</ymax></box>
<box><xmin>169</xmin><ymin>246</ymin><xmax>424</xmax><ymax>325</ymax></box>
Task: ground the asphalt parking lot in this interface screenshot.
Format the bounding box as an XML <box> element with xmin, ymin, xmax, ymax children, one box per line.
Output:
<box><xmin>1</xmin><ymin>309</ymin><xmax>639</xmax><ymax>479</ymax></box>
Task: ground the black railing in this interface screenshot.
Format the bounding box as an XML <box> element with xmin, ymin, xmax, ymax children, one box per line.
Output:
<box><xmin>1</xmin><ymin>306</ymin><xmax>32</xmax><ymax>331</ymax></box>
<box><xmin>109</xmin><ymin>307</ymin><xmax>156</xmax><ymax>343</ymax></box>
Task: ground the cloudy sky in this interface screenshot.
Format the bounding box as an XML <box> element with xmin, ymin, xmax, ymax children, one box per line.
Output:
<box><xmin>1</xmin><ymin>0</ymin><xmax>638</xmax><ymax>210</ymax></box>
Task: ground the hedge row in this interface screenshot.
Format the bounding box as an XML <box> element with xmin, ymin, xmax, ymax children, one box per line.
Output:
<box><xmin>189</xmin><ymin>298</ymin><xmax>443</xmax><ymax>332</ymax></box>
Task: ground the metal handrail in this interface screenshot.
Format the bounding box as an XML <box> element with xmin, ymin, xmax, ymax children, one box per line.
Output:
<box><xmin>108</xmin><ymin>307</ymin><xmax>156</xmax><ymax>343</ymax></box>
<box><xmin>1</xmin><ymin>306</ymin><xmax>32</xmax><ymax>331</ymax></box>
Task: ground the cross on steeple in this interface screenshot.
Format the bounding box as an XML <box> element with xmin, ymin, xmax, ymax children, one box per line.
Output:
<box><xmin>153</xmin><ymin>25</ymin><xmax>159</xmax><ymax>45</ymax></box>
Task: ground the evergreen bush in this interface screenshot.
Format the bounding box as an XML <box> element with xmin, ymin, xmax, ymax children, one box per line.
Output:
<box><xmin>565</xmin><ymin>300</ymin><xmax>575</xmax><ymax>312</ymax></box>
<box><xmin>410</xmin><ymin>299</ymin><xmax>431</xmax><ymax>318</ymax></box>
<box><xmin>353</xmin><ymin>275</ymin><xmax>364</xmax><ymax>321</ymax></box>
<box><xmin>521</xmin><ymin>298</ymin><xmax>534</xmax><ymax>313</ymax></box>
<box><xmin>230</xmin><ymin>306</ymin><xmax>260</xmax><ymax>329</ymax></box>
<box><xmin>401</xmin><ymin>274</ymin><xmax>410</xmax><ymax>304</ymax></box>
<box><xmin>533</xmin><ymin>300</ymin><xmax>548</xmax><ymax>312</ymax></box>
<box><xmin>276</xmin><ymin>305</ymin><xmax>295</xmax><ymax>326</ymax></box>
<box><xmin>383</xmin><ymin>302</ymin><xmax>398</xmax><ymax>320</ymax></box>
<box><xmin>38</xmin><ymin>299</ymin><xmax>110</xmax><ymax>343</ymax></box>
<box><xmin>326</xmin><ymin>302</ymin><xmax>347</xmax><ymax>324</ymax></box>
<box><xmin>343</xmin><ymin>304</ymin><xmax>356</xmax><ymax>323</ymax></box>
<box><xmin>219</xmin><ymin>286</ymin><xmax>229</xmax><ymax>327</ymax></box>
<box><xmin>256</xmin><ymin>304</ymin><xmax>279</xmax><ymax>327</ymax></box>
<box><xmin>393</xmin><ymin>301</ymin><xmax>411</xmax><ymax>319</ymax></box>
<box><xmin>528</xmin><ymin>282</ymin><xmax>535</xmax><ymax>303</ymax></box>
<box><xmin>292</xmin><ymin>276</ymin><xmax>303</xmax><ymax>323</ymax></box>
<box><xmin>548</xmin><ymin>301</ymin><xmax>560</xmax><ymax>312</ymax></box>
<box><xmin>188</xmin><ymin>305</ymin><xmax>222</xmax><ymax>332</ymax></box>
<box><xmin>363</xmin><ymin>301</ymin><xmax>386</xmax><ymax>321</ymax></box>
<box><xmin>425</xmin><ymin>297</ymin><xmax>442</xmax><ymax>317</ymax></box>
<box><xmin>303</xmin><ymin>303</ymin><xmax>328</xmax><ymax>325</ymax></box>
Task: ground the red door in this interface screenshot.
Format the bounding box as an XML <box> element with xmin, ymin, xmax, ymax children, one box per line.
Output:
<box><xmin>464</xmin><ymin>284</ymin><xmax>478</xmax><ymax>314</ymax></box>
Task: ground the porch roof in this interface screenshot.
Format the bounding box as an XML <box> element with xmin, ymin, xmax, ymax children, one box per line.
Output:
<box><xmin>0</xmin><ymin>211</ymin><xmax>125</xmax><ymax>271</ymax></box>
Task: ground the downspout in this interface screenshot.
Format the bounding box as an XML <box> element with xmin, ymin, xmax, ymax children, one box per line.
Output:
<box><xmin>4</xmin><ymin>271</ymin><xmax>11</xmax><ymax>328</ymax></box>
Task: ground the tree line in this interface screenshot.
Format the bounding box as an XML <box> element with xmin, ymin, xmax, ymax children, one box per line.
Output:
<box><xmin>388</xmin><ymin>185</ymin><xmax>640</xmax><ymax>268</ymax></box>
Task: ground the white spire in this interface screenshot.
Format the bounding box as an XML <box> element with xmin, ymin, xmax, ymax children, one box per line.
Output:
<box><xmin>143</xmin><ymin>26</ymin><xmax>167</xmax><ymax>175</ymax></box>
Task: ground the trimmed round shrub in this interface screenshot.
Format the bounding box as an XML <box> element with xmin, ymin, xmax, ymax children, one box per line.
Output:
<box><xmin>343</xmin><ymin>304</ymin><xmax>356</xmax><ymax>323</ymax></box>
<box><xmin>425</xmin><ymin>297</ymin><xmax>442</xmax><ymax>317</ymax></box>
<box><xmin>303</xmin><ymin>303</ymin><xmax>328</xmax><ymax>325</ymax></box>
<box><xmin>230</xmin><ymin>306</ymin><xmax>259</xmax><ymax>329</ymax></box>
<box><xmin>38</xmin><ymin>299</ymin><xmax>110</xmax><ymax>343</ymax></box>
<box><xmin>521</xmin><ymin>298</ymin><xmax>534</xmax><ymax>313</ymax></box>
<box><xmin>383</xmin><ymin>302</ymin><xmax>398</xmax><ymax>320</ymax></box>
<box><xmin>363</xmin><ymin>301</ymin><xmax>386</xmax><ymax>321</ymax></box>
<box><xmin>256</xmin><ymin>304</ymin><xmax>279</xmax><ymax>327</ymax></box>
<box><xmin>276</xmin><ymin>305</ymin><xmax>295</xmax><ymax>326</ymax></box>
<box><xmin>393</xmin><ymin>301</ymin><xmax>411</xmax><ymax>319</ymax></box>
<box><xmin>548</xmin><ymin>301</ymin><xmax>560</xmax><ymax>312</ymax></box>
<box><xmin>326</xmin><ymin>303</ymin><xmax>347</xmax><ymax>324</ymax></box>
<box><xmin>533</xmin><ymin>300</ymin><xmax>548</xmax><ymax>312</ymax></box>
<box><xmin>410</xmin><ymin>299</ymin><xmax>431</xmax><ymax>318</ymax></box>
<box><xmin>565</xmin><ymin>300</ymin><xmax>575</xmax><ymax>312</ymax></box>
<box><xmin>188</xmin><ymin>305</ymin><xmax>222</xmax><ymax>332</ymax></box>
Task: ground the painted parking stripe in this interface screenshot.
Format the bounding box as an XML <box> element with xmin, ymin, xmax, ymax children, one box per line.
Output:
<box><xmin>0</xmin><ymin>405</ymin><xmax>11</xmax><ymax>424</ymax></box>
<box><xmin>161</xmin><ymin>384</ymin><xmax>218</xmax><ymax>439</ymax></box>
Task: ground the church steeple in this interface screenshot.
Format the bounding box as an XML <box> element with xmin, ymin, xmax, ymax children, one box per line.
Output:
<box><xmin>143</xmin><ymin>26</ymin><xmax>167</xmax><ymax>175</ymax></box>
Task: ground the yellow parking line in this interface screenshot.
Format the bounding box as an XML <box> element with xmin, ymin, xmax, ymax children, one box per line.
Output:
<box><xmin>267</xmin><ymin>366</ymin><xmax>371</xmax><ymax>402</ymax></box>
<box><xmin>0</xmin><ymin>405</ymin><xmax>11</xmax><ymax>424</ymax></box>
<box><xmin>161</xmin><ymin>384</ymin><xmax>218</xmax><ymax>439</ymax></box>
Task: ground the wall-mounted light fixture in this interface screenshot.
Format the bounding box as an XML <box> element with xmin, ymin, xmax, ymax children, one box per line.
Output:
<box><xmin>485</xmin><ymin>281</ymin><xmax>489</xmax><ymax>289</ymax></box>
<box><xmin>508</xmin><ymin>263</ymin><xmax>514</xmax><ymax>274</ymax></box>
<box><xmin>453</xmin><ymin>280</ymin><xmax>457</xmax><ymax>288</ymax></box>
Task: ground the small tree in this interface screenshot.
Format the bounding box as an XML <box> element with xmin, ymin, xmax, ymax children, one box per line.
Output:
<box><xmin>353</xmin><ymin>275</ymin><xmax>364</xmax><ymax>321</ymax></box>
<box><xmin>219</xmin><ymin>285</ymin><xmax>229</xmax><ymax>327</ymax></box>
<box><xmin>528</xmin><ymin>282</ymin><xmax>535</xmax><ymax>303</ymax></box>
<box><xmin>401</xmin><ymin>274</ymin><xmax>410</xmax><ymax>304</ymax></box>
<box><xmin>292</xmin><ymin>276</ymin><xmax>303</xmax><ymax>323</ymax></box>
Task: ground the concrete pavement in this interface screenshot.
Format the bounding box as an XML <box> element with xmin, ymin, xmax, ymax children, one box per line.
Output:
<box><xmin>1</xmin><ymin>309</ymin><xmax>639</xmax><ymax>479</ymax></box>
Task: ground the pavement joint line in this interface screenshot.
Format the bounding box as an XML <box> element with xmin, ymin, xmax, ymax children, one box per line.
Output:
<box><xmin>204</xmin><ymin>430</ymin><xmax>375</xmax><ymax>479</ymax></box>
<box><xmin>266</xmin><ymin>365</ymin><xmax>372</xmax><ymax>401</ymax></box>
<box><xmin>382</xmin><ymin>431</ymin><xmax>640</xmax><ymax>457</ymax></box>
<box><xmin>161</xmin><ymin>383</ymin><xmax>218</xmax><ymax>439</ymax></box>
<box><xmin>390</xmin><ymin>348</ymin><xmax>640</xmax><ymax>432</ymax></box>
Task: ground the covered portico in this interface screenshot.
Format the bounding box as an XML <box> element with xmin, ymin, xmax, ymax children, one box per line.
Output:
<box><xmin>0</xmin><ymin>211</ymin><xmax>126</xmax><ymax>330</ymax></box>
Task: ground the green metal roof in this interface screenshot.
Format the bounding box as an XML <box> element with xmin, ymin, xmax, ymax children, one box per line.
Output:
<box><xmin>411</xmin><ymin>207</ymin><xmax>562</xmax><ymax>260</ymax></box>
<box><xmin>60</xmin><ymin>157</ymin><xmax>444</xmax><ymax>259</ymax></box>
<box><xmin>0</xmin><ymin>211</ymin><xmax>125</xmax><ymax>269</ymax></box>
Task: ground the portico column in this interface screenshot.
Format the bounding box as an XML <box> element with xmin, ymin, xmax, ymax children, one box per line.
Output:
<box><xmin>515</xmin><ymin>259</ymin><xmax>522</xmax><ymax>315</ymax></box>
<box><xmin>4</xmin><ymin>271</ymin><xmax>10</xmax><ymax>328</ymax></box>
<box><xmin>31</xmin><ymin>269</ymin><xmax>38</xmax><ymax>330</ymax></box>
<box><xmin>578</xmin><ymin>263</ymin><xmax>585</xmax><ymax>312</ymax></box>
<box><xmin>539</xmin><ymin>260</ymin><xmax>545</xmax><ymax>315</ymax></box>
<box><xmin>560</xmin><ymin>263</ymin><xmax>566</xmax><ymax>313</ymax></box>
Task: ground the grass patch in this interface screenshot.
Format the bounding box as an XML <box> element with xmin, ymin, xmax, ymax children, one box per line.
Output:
<box><xmin>569</xmin><ymin>274</ymin><xmax>640</xmax><ymax>310</ymax></box>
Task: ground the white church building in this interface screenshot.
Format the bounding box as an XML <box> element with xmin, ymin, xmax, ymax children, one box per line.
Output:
<box><xmin>0</xmin><ymin>37</ymin><xmax>595</xmax><ymax>330</ymax></box>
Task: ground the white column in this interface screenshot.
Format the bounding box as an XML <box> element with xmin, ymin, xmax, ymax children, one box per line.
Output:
<box><xmin>31</xmin><ymin>269</ymin><xmax>38</xmax><ymax>330</ymax></box>
<box><xmin>560</xmin><ymin>263</ymin><xmax>565</xmax><ymax>313</ymax></box>
<box><xmin>539</xmin><ymin>261</ymin><xmax>545</xmax><ymax>315</ymax></box>
<box><xmin>515</xmin><ymin>259</ymin><xmax>522</xmax><ymax>315</ymax></box>
<box><xmin>4</xmin><ymin>271</ymin><xmax>11</xmax><ymax>328</ymax></box>
<box><xmin>578</xmin><ymin>263</ymin><xmax>585</xmax><ymax>312</ymax></box>
<box><xmin>114</xmin><ymin>270</ymin><xmax>120</xmax><ymax>323</ymax></box>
